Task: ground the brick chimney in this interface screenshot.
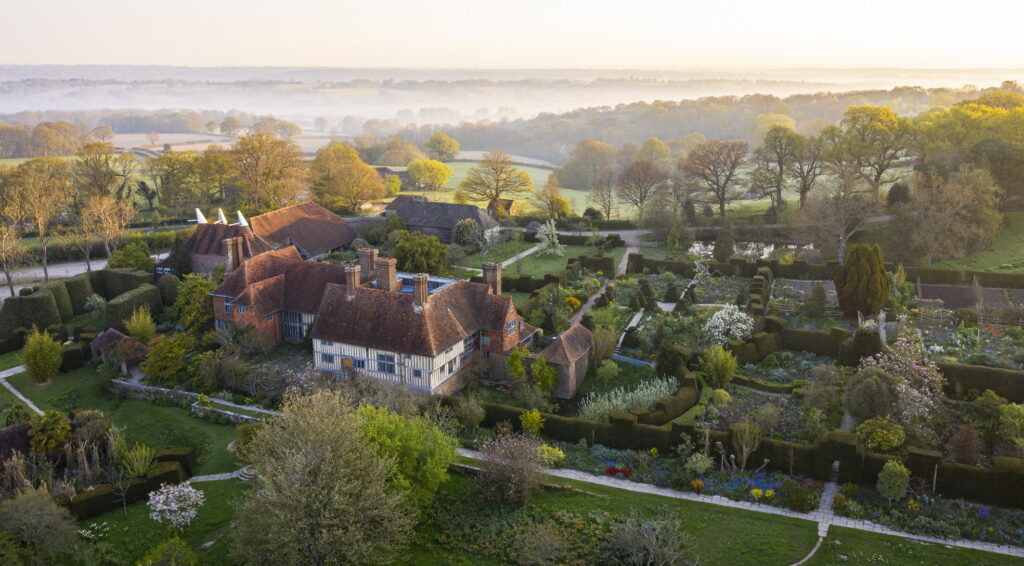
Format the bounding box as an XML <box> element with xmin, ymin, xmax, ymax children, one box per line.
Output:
<box><xmin>482</xmin><ymin>261</ymin><xmax>502</xmax><ymax>295</ymax></box>
<box><xmin>357</xmin><ymin>248</ymin><xmax>378</xmax><ymax>280</ymax></box>
<box><xmin>344</xmin><ymin>264</ymin><xmax>360</xmax><ymax>296</ymax></box>
<box><xmin>413</xmin><ymin>273</ymin><xmax>429</xmax><ymax>306</ymax></box>
<box><xmin>374</xmin><ymin>257</ymin><xmax>400</xmax><ymax>292</ymax></box>
<box><xmin>224</xmin><ymin>237</ymin><xmax>242</xmax><ymax>272</ymax></box>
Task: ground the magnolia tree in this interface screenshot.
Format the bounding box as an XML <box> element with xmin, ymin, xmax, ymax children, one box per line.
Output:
<box><xmin>536</xmin><ymin>219</ymin><xmax>565</xmax><ymax>256</ymax></box>
<box><xmin>858</xmin><ymin>330</ymin><xmax>944</xmax><ymax>427</ymax></box>
<box><xmin>148</xmin><ymin>482</ymin><xmax>205</xmax><ymax>532</ymax></box>
<box><xmin>702</xmin><ymin>305</ymin><xmax>754</xmax><ymax>346</ymax></box>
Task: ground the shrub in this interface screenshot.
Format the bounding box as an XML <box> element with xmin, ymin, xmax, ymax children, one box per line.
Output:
<box><xmin>833</xmin><ymin>244</ymin><xmax>889</xmax><ymax>317</ymax></box>
<box><xmin>0</xmin><ymin>491</ymin><xmax>80</xmax><ymax>562</ymax></box>
<box><xmin>511</xmin><ymin>522</ymin><xmax>568</xmax><ymax>566</ymax></box>
<box><xmin>85</xmin><ymin>293</ymin><xmax>106</xmax><ymax>314</ymax></box>
<box><xmin>702</xmin><ymin>305</ymin><xmax>754</xmax><ymax>345</ymax></box>
<box><xmin>108</xmin><ymin>240</ymin><xmax>155</xmax><ymax>273</ymax></box>
<box><xmin>730</xmin><ymin>422</ymin><xmax>762</xmax><ymax>470</ymax></box>
<box><xmin>684</xmin><ymin>452</ymin><xmax>714</xmax><ymax>477</ymax></box>
<box><xmin>157</xmin><ymin>275</ymin><xmax>181</xmax><ymax>306</ymax></box>
<box><xmin>122</xmin><ymin>443</ymin><xmax>157</xmax><ymax>478</ymax></box>
<box><xmin>778</xmin><ymin>478</ymin><xmax>819</xmax><ymax>512</ymax></box>
<box><xmin>123</xmin><ymin>306</ymin><xmax>156</xmax><ymax>344</ymax></box>
<box><xmin>699</xmin><ymin>346</ymin><xmax>738</xmax><ymax>389</ymax></box>
<box><xmin>604</xmin><ymin>512</ymin><xmax>694</xmax><ymax>566</ymax></box>
<box><xmin>140</xmin><ymin>537</ymin><xmax>198</xmax><ymax>566</ymax></box>
<box><xmin>519</xmin><ymin>409</ymin><xmax>546</xmax><ymax>437</ymax></box>
<box><xmin>954</xmin><ymin>308</ymin><xmax>979</xmax><ymax>327</ymax></box>
<box><xmin>477</xmin><ymin>433</ymin><xmax>543</xmax><ymax>506</ymax></box>
<box><xmin>596</xmin><ymin>359</ymin><xmax>619</xmax><ymax>384</ymax></box>
<box><xmin>578</xmin><ymin>378</ymin><xmax>678</xmax><ymax>422</ymax></box>
<box><xmin>854</xmin><ymin>416</ymin><xmax>905</xmax><ymax>452</ymax></box>
<box><xmin>843</xmin><ymin>367</ymin><xmax>898</xmax><ymax>422</ymax></box>
<box><xmin>23</xmin><ymin>326</ymin><xmax>62</xmax><ymax>381</ymax></box>
<box><xmin>141</xmin><ymin>334</ymin><xmax>197</xmax><ymax>387</ymax></box>
<box><xmin>28</xmin><ymin>410</ymin><xmax>70</xmax><ymax>454</ymax></box>
<box><xmin>804</xmin><ymin>283</ymin><xmax>827</xmax><ymax>318</ymax></box>
<box><xmin>537</xmin><ymin>445</ymin><xmax>565</xmax><ymax>468</ymax></box>
<box><xmin>947</xmin><ymin>423</ymin><xmax>982</xmax><ymax>465</ymax></box>
<box><xmin>147</xmin><ymin>482</ymin><xmax>205</xmax><ymax>532</ymax></box>
<box><xmin>454</xmin><ymin>397</ymin><xmax>486</xmax><ymax>434</ymax></box>
<box><xmin>710</xmin><ymin>388</ymin><xmax>732</xmax><ymax>407</ymax></box>
<box><xmin>753</xmin><ymin>403</ymin><xmax>782</xmax><ymax>434</ymax></box>
<box><xmin>713</xmin><ymin>223</ymin><xmax>735</xmax><ymax>263</ymax></box>
<box><xmin>877</xmin><ymin>460</ymin><xmax>910</xmax><ymax>502</ymax></box>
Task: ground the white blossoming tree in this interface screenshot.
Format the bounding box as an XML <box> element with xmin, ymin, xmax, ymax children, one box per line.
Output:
<box><xmin>536</xmin><ymin>219</ymin><xmax>565</xmax><ymax>256</ymax></box>
<box><xmin>147</xmin><ymin>482</ymin><xmax>205</xmax><ymax>532</ymax></box>
<box><xmin>702</xmin><ymin>305</ymin><xmax>755</xmax><ymax>345</ymax></box>
<box><xmin>858</xmin><ymin>331</ymin><xmax>945</xmax><ymax>426</ymax></box>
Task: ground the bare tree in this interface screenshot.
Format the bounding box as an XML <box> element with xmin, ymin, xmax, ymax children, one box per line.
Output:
<box><xmin>588</xmin><ymin>167</ymin><xmax>617</xmax><ymax>220</ymax></box>
<box><xmin>0</xmin><ymin>223</ymin><xmax>25</xmax><ymax>297</ymax></box>
<box><xmin>681</xmin><ymin>140</ymin><xmax>748</xmax><ymax>216</ymax></box>
<box><xmin>750</xmin><ymin>126</ymin><xmax>798</xmax><ymax>212</ymax></box>
<box><xmin>800</xmin><ymin>174</ymin><xmax>879</xmax><ymax>264</ymax></box>
<box><xmin>790</xmin><ymin>133</ymin><xmax>824</xmax><ymax>207</ymax></box>
<box><xmin>10</xmin><ymin>158</ymin><xmax>71</xmax><ymax>282</ymax></box>
<box><xmin>146</xmin><ymin>131</ymin><xmax>160</xmax><ymax>146</ymax></box>
<box><xmin>81</xmin><ymin>195</ymin><xmax>136</xmax><ymax>258</ymax></box>
<box><xmin>617</xmin><ymin>158</ymin><xmax>666</xmax><ymax>225</ymax></box>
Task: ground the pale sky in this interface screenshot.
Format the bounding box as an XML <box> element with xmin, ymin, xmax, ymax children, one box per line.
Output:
<box><xmin>4</xmin><ymin>0</ymin><xmax>1023</xmax><ymax>69</ymax></box>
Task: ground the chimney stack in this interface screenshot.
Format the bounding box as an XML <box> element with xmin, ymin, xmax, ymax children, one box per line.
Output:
<box><xmin>357</xmin><ymin>248</ymin><xmax>378</xmax><ymax>280</ymax></box>
<box><xmin>482</xmin><ymin>262</ymin><xmax>502</xmax><ymax>295</ymax></box>
<box><xmin>344</xmin><ymin>264</ymin><xmax>360</xmax><ymax>296</ymax></box>
<box><xmin>224</xmin><ymin>237</ymin><xmax>243</xmax><ymax>272</ymax></box>
<box><xmin>374</xmin><ymin>257</ymin><xmax>399</xmax><ymax>292</ymax></box>
<box><xmin>413</xmin><ymin>273</ymin><xmax>429</xmax><ymax>306</ymax></box>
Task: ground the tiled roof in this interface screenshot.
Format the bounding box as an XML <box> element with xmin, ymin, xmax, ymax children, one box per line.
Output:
<box><xmin>541</xmin><ymin>323</ymin><xmax>593</xmax><ymax>365</ymax></box>
<box><xmin>183</xmin><ymin>223</ymin><xmax>272</xmax><ymax>257</ymax></box>
<box><xmin>388</xmin><ymin>201</ymin><xmax>499</xmax><ymax>232</ymax></box>
<box><xmin>249</xmin><ymin>201</ymin><xmax>356</xmax><ymax>258</ymax></box>
<box><xmin>311</xmin><ymin>279</ymin><xmax>519</xmax><ymax>357</ymax></box>
<box><xmin>384</xmin><ymin>194</ymin><xmax>428</xmax><ymax>211</ymax></box>
<box><xmin>211</xmin><ymin>246</ymin><xmax>347</xmax><ymax>314</ymax></box>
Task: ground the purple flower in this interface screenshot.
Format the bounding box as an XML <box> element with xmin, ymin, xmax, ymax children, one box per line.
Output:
<box><xmin>978</xmin><ymin>507</ymin><xmax>991</xmax><ymax>518</ymax></box>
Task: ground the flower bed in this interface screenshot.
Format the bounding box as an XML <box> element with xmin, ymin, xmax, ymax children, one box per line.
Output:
<box><xmin>694</xmin><ymin>470</ymin><xmax>823</xmax><ymax>512</ymax></box>
<box><xmin>835</xmin><ymin>483</ymin><xmax>1024</xmax><ymax>546</ymax></box>
<box><xmin>741</xmin><ymin>351</ymin><xmax>837</xmax><ymax>384</ymax></box>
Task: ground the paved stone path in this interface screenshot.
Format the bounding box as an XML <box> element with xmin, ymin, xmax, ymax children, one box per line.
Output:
<box><xmin>457</xmin><ymin>448</ymin><xmax>1024</xmax><ymax>560</ymax></box>
<box><xmin>500</xmin><ymin>244</ymin><xmax>540</xmax><ymax>268</ymax></box>
<box><xmin>0</xmin><ymin>365</ymin><xmax>42</xmax><ymax>415</ymax></box>
<box><xmin>190</xmin><ymin>468</ymin><xmax>248</xmax><ymax>483</ymax></box>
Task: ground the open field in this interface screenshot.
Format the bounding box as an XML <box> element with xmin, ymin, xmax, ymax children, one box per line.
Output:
<box><xmin>7</xmin><ymin>365</ymin><xmax>238</xmax><ymax>475</ymax></box>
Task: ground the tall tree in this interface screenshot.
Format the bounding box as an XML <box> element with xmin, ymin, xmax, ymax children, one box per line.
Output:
<box><xmin>824</xmin><ymin>106</ymin><xmax>909</xmax><ymax>201</ymax></box>
<box><xmin>750</xmin><ymin>125</ymin><xmax>798</xmax><ymax>211</ymax></box>
<box><xmin>616</xmin><ymin>158</ymin><xmax>667</xmax><ymax>225</ymax></box>
<box><xmin>531</xmin><ymin>173</ymin><xmax>571</xmax><ymax>219</ymax></box>
<box><xmin>72</xmin><ymin>142</ymin><xmax>118</xmax><ymax>203</ymax></box>
<box><xmin>10</xmin><ymin>158</ymin><xmax>71</xmax><ymax>282</ymax></box>
<box><xmin>220</xmin><ymin>116</ymin><xmax>244</xmax><ymax>138</ymax></box>
<box><xmin>424</xmin><ymin>132</ymin><xmax>460</xmax><ymax>161</ymax></box>
<box><xmin>455</xmin><ymin>150</ymin><xmax>532</xmax><ymax>208</ymax></box>
<box><xmin>253</xmin><ymin>117</ymin><xmax>301</xmax><ymax>139</ymax></box>
<box><xmin>800</xmin><ymin>173</ymin><xmax>878</xmax><ymax>264</ymax></box>
<box><xmin>407</xmin><ymin>159</ymin><xmax>454</xmax><ymax>191</ymax></box>
<box><xmin>233</xmin><ymin>391</ymin><xmax>416</xmax><ymax>566</ymax></box>
<box><xmin>834</xmin><ymin>244</ymin><xmax>890</xmax><ymax>317</ymax></box>
<box><xmin>790</xmin><ymin>133</ymin><xmax>824</xmax><ymax>207</ymax></box>
<box><xmin>310</xmin><ymin>143</ymin><xmax>385</xmax><ymax>211</ymax></box>
<box><xmin>83</xmin><ymin>195</ymin><xmax>137</xmax><ymax>257</ymax></box>
<box><xmin>894</xmin><ymin>166</ymin><xmax>1002</xmax><ymax>265</ymax></box>
<box><xmin>637</xmin><ymin>137</ymin><xmax>672</xmax><ymax>171</ymax></box>
<box><xmin>0</xmin><ymin>223</ymin><xmax>25</xmax><ymax>297</ymax></box>
<box><xmin>588</xmin><ymin>169</ymin><xmax>617</xmax><ymax>220</ymax></box>
<box><xmin>231</xmin><ymin>131</ymin><xmax>306</xmax><ymax>209</ymax></box>
<box><xmin>555</xmin><ymin>139</ymin><xmax>616</xmax><ymax>191</ymax></box>
<box><xmin>681</xmin><ymin>140</ymin><xmax>748</xmax><ymax>216</ymax></box>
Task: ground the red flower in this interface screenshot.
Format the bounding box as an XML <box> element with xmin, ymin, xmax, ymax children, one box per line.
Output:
<box><xmin>620</xmin><ymin>469</ymin><xmax>634</xmax><ymax>478</ymax></box>
<box><xmin>605</xmin><ymin>466</ymin><xmax>619</xmax><ymax>476</ymax></box>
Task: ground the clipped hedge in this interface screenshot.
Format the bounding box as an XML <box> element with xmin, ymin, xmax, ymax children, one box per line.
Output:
<box><xmin>88</xmin><ymin>268</ymin><xmax>151</xmax><ymax>301</ymax></box>
<box><xmin>155</xmin><ymin>447</ymin><xmax>198</xmax><ymax>477</ymax></box>
<box><xmin>104</xmin><ymin>284</ymin><xmax>162</xmax><ymax>332</ymax></box>
<box><xmin>781</xmin><ymin>328</ymin><xmax>835</xmax><ymax>356</ymax></box>
<box><xmin>993</xmin><ymin>457</ymin><xmax>1024</xmax><ymax>508</ymax></box>
<box><xmin>939</xmin><ymin>362</ymin><xmax>1024</xmax><ymax>402</ymax></box>
<box><xmin>937</xmin><ymin>462</ymin><xmax>993</xmax><ymax>503</ymax></box>
<box><xmin>59</xmin><ymin>342</ymin><xmax>89</xmax><ymax>373</ymax></box>
<box><xmin>0</xmin><ymin>292</ymin><xmax>61</xmax><ymax>335</ymax></box>
<box><xmin>42</xmin><ymin>281</ymin><xmax>73</xmax><ymax>321</ymax></box>
<box><xmin>64</xmin><ymin>274</ymin><xmax>94</xmax><ymax>315</ymax></box>
<box><xmin>66</xmin><ymin>460</ymin><xmax>188</xmax><ymax>519</ymax></box>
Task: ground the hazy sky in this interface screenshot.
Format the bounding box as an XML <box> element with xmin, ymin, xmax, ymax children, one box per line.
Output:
<box><xmin>5</xmin><ymin>0</ymin><xmax>1023</xmax><ymax>69</ymax></box>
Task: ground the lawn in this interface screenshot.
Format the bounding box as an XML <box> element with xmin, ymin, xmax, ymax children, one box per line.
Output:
<box><xmin>7</xmin><ymin>366</ymin><xmax>239</xmax><ymax>475</ymax></box>
<box><xmin>86</xmin><ymin>479</ymin><xmax>248</xmax><ymax>566</ymax></box>
<box><xmin>931</xmin><ymin>211</ymin><xmax>1024</xmax><ymax>273</ymax></box>
<box><xmin>506</xmin><ymin>291</ymin><xmax>533</xmax><ymax>310</ymax></box>
<box><xmin>806</xmin><ymin>526</ymin><xmax>1024</xmax><ymax>566</ymax></box>
<box><xmin>0</xmin><ymin>350</ymin><xmax>21</xmax><ymax>371</ymax></box>
<box><xmin>574</xmin><ymin>359</ymin><xmax>657</xmax><ymax>398</ymax></box>
<box><xmin>461</xmin><ymin>239</ymin><xmax>533</xmax><ymax>268</ymax></box>
<box><xmin>505</xmin><ymin>245</ymin><xmax>623</xmax><ymax>278</ymax></box>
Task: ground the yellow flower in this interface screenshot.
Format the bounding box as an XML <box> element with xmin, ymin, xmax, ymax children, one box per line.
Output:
<box><xmin>751</xmin><ymin>489</ymin><xmax>763</xmax><ymax>500</ymax></box>
<box><xmin>649</xmin><ymin>447</ymin><xmax>659</xmax><ymax>458</ymax></box>
<box><xmin>908</xmin><ymin>499</ymin><xmax>920</xmax><ymax>511</ymax></box>
<box><xmin>764</xmin><ymin>490</ymin><xmax>775</xmax><ymax>499</ymax></box>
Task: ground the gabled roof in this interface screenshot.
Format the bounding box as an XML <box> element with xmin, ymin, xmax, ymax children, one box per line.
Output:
<box><xmin>542</xmin><ymin>323</ymin><xmax>593</xmax><ymax>365</ymax></box>
<box><xmin>211</xmin><ymin>246</ymin><xmax>347</xmax><ymax>314</ymax></box>
<box><xmin>389</xmin><ymin>201</ymin><xmax>499</xmax><ymax>232</ymax></box>
<box><xmin>249</xmin><ymin>201</ymin><xmax>356</xmax><ymax>258</ymax></box>
<box><xmin>182</xmin><ymin>223</ymin><xmax>272</xmax><ymax>257</ymax></box>
<box><xmin>311</xmin><ymin>279</ymin><xmax>518</xmax><ymax>357</ymax></box>
<box><xmin>385</xmin><ymin>194</ymin><xmax>428</xmax><ymax>211</ymax></box>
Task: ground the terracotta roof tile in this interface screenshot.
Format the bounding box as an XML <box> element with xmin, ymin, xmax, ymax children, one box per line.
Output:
<box><xmin>211</xmin><ymin>246</ymin><xmax>348</xmax><ymax>314</ymax></box>
<box><xmin>541</xmin><ymin>323</ymin><xmax>593</xmax><ymax>365</ymax></box>
<box><xmin>249</xmin><ymin>201</ymin><xmax>356</xmax><ymax>258</ymax></box>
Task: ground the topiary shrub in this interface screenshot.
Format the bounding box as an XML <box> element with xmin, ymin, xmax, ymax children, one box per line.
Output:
<box><xmin>59</xmin><ymin>342</ymin><xmax>88</xmax><ymax>373</ymax></box>
<box><xmin>854</xmin><ymin>416</ymin><xmax>905</xmax><ymax>452</ymax></box>
<box><xmin>42</xmin><ymin>282</ymin><xmax>73</xmax><ymax>321</ymax></box>
<box><xmin>843</xmin><ymin>367</ymin><xmax>898</xmax><ymax>423</ymax></box>
<box><xmin>877</xmin><ymin>460</ymin><xmax>910</xmax><ymax>502</ymax></box>
<box><xmin>699</xmin><ymin>346</ymin><xmax>738</xmax><ymax>389</ymax></box>
<box><xmin>63</xmin><ymin>275</ymin><xmax>94</xmax><ymax>315</ymax></box>
<box><xmin>833</xmin><ymin>244</ymin><xmax>889</xmax><ymax>318</ymax></box>
<box><xmin>104</xmin><ymin>284</ymin><xmax>162</xmax><ymax>332</ymax></box>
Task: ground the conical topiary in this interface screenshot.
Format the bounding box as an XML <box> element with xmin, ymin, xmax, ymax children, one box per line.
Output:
<box><xmin>664</xmin><ymin>282</ymin><xmax>681</xmax><ymax>303</ymax></box>
<box><xmin>834</xmin><ymin>244</ymin><xmax>889</xmax><ymax>318</ymax></box>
